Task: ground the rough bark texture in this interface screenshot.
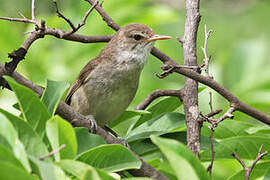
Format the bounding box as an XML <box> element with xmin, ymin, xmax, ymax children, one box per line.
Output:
<box><xmin>182</xmin><ymin>0</ymin><xmax>201</xmax><ymax>157</ymax></box>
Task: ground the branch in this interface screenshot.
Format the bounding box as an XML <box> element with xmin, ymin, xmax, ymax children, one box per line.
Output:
<box><xmin>39</xmin><ymin>144</ymin><xmax>66</xmax><ymax>160</ymax></box>
<box><xmin>0</xmin><ymin>63</ymin><xmax>168</xmax><ymax>180</ymax></box>
<box><xmin>135</xmin><ymin>89</ymin><xmax>184</xmax><ymax>110</ymax></box>
<box><xmin>232</xmin><ymin>144</ymin><xmax>268</xmax><ymax>180</ymax></box>
<box><xmin>181</xmin><ymin>0</ymin><xmax>201</xmax><ymax>156</ymax></box>
<box><xmin>159</xmin><ymin>63</ymin><xmax>270</xmax><ymax>125</ymax></box>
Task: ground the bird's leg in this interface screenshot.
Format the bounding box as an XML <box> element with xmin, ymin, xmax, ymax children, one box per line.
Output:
<box><xmin>103</xmin><ymin>125</ymin><xmax>130</xmax><ymax>148</ymax></box>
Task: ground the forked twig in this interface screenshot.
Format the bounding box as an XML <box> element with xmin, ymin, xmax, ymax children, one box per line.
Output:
<box><xmin>232</xmin><ymin>144</ymin><xmax>268</xmax><ymax>180</ymax></box>
<box><xmin>53</xmin><ymin>0</ymin><xmax>99</xmax><ymax>37</ymax></box>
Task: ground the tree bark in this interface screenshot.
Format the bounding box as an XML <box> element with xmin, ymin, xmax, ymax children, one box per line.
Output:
<box><xmin>182</xmin><ymin>0</ymin><xmax>201</xmax><ymax>157</ymax></box>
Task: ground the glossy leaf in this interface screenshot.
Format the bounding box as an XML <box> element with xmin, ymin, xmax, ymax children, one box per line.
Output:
<box><xmin>264</xmin><ymin>167</ymin><xmax>270</xmax><ymax>180</ymax></box>
<box><xmin>0</xmin><ymin>161</ymin><xmax>36</xmax><ymax>180</ymax></box>
<box><xmin>75</xmin><ymin>127</ymin><xmax>106</xmax><ymax>155</ymax></box>
<box><xmin>201</xmin><ymin>120</ymin><xmax>255</xmax><ymax>139</ymax></box>
<box><xmin>5</xmin><ymin>77</ymin><xmax>50</xmax><ymax>137</ymax></box>
<box><xmin>151</xmin><ymin>136</ymin><xmax>209</xmax><ymax>180</ymax></box>
<box><xmin>0</xmin><ymin>113</ymin><xmax>31</xmax><ymax>172</ymax></box>
<box><xmin>77</xmin><ymin>144</ymin><xmax>141</xmax><ymax>172</ymax></box>
<box><xmin>30</xmin><ymin>156</ymin><xmax>70</xmax><ymax>180</ymax></box>
<box><xmin>57</xmin><ymin>160</ymin><xmax>115</xmax><ymax>180</ymax></box>
<box><xmin>134</xmin><ymin>97</ymin><xmax>182</xmax><ymax>128</ymax></box>
<box><xmin>41</xmin><ymin>80</ymin><xmax>69</xmax><ymax>116</ymax></box>
<box><xmin>201</xmin><ymin>136</ymin><xmax>270</xmax><ymax>161</ymax></box>
<box><xmin>0</xmin><ymin>144</ymin><xmax>25</xmax><ymax>170</ymax></box>
<box><xmin>126</xmin><ymin>112</ymin><xmax>185</xmax><ymax>142</ymax></box>
<box><xmin>46</xmin><ymin>116</ymin><xmax>77</xmax><ymax>160</ymax></box>
<box><xmin>109</xmin><ymin>110</ymin><xmax>150</xmax><ymax>128</ymax></box>
<box><xmin>0</xmin><ymin>109</ymin><xmax>49</xmax><ymax>158</ymax></box>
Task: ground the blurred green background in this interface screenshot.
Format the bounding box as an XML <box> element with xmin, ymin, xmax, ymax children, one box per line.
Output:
<box><xmin>0</xmin><ymin>0</ymin><xmax>270</xmax><ymax>179</ymax></box>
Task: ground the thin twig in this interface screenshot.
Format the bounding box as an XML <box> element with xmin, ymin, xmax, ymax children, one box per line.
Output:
<box><xmin>39</xmin><ymin>144</ymin><xmax>66</xmax><ymax>160</ymax></box>
<box><xmin>205</xmin><ymin>109</ymin><xmax>222</xmax><ymax>118</ymax></box>
<box><xmin>207</xmin><ymin>127</ymin><xmax>215</xmax><ymax>176</ymax></box>
<box><xmin>53</xmin><ymin>0</ymin><xmax>98</xmax><ymax>38</ymax></box>
<box><xmin>53</xmin><ymin>0</ymin><xmax>76</xmax><ymax>30</ymax></box>
<box><xmin>215</xmin><ymin>106</ymin><xmax>235</xmax><ymax>125</ymax></box>
<box><xmin>18</xmin><ymin>12</ymin><xmax>27</xmax><ymax>19</ymax></box>
<box><xmin>32</xmin><ymin>0</ymin><xmax>36</xmax><ymax>21</ymax></box>
<box><xmin>232</xmin><ymin>144</ymin><xmax>268</xmax><ymax>180</ymax></box>
<box><xmin>200</xmin><ymin>106</ymin><xmax>235</xmax><ymax>128</ymax></box>
<box><xmin>156</xmin><ymin>64</ymin><xmax>200</xmax><ymax>79</ymax></box>
<box><xmin>201</xmin><ymin>24</ymin><xmax>213</xmax><ymax>78</ymax></box>
<box><xmin>209</xmin><ymin>91</ymin><xmax>213</xmax><ymax>112</ymax></box>
<box><xmin>135</xmin><ymin>89</ymin><xmax>184</xmax><ymax>110</ymax></box>
<box><xmin>0</xmin><ymin>16</ymin><xmax>36</xmax><ymax>25</ymax></box>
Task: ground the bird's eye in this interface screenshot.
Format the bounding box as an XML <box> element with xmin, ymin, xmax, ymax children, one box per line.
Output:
<box><xmin>133</xmin><ymin>34</ymin><xmax>143</xmax><ymax>41</ymax></box>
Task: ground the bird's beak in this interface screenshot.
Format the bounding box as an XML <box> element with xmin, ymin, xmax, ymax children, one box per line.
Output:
<box><xmin>148</xmin><ymin>34</ymin><xmax>171</xmax><ymax>41</ymax></box>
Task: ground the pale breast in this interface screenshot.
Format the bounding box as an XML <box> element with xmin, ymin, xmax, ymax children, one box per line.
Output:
<box><xmin>70</xmin><ymin>60</ymin><xmax>144</xmax><ymax>126</ymax></box>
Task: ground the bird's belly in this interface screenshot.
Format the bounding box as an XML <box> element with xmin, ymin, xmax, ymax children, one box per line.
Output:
<box><xmin>71</xmin><ymin>66</ymin><xmax>141</xmax><ymax>126</ymax></box>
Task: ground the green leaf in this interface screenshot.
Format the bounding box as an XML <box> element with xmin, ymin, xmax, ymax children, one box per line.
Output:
<box><xmin>12</xmin><ymin>103</ymin><xmax>20</xmax><ymax>111</ymax></box>
<box><xmin>151</xmin><ymin>136</ymin><xmax>210</xmax><ymax>180</ymax></box>
<box><xmin>5</xmin><ymin>76</ymin><xmax>50</xmax><ymax>137</ymax></box>
<box><xmin>0</xmin><ymin>113</ymin><xmax>31</xmax><ymax>172</ymax></box>
<box><xmin>0</xmin><ymin>161</ymin><xmax>36</xmax><ymax>180</ymax></box>
<box><xmin>0</xmin><ymin>109</ymin><xmax>49</xmax><ymax>158</ymax></box>
<box><xmin>75</xmin><ymin>127</ymin><xmax>106</xmax><ymax>155</ymax></box>
<box><xmin>131</xmin><ymin>139</ymin><xmax>158</xmax><ymax>155</ymax></box>
<box><xmin>228</xmin><ymin>161</ymin><xmax>270</xmax><ymax>180</ymax></box>
<box><xmin>201</xmin><ymin>120</ymin><xmax>255</xmax><ymax>139</ymax></box>
<box><xmin>162</xmin><ymin>132</ymin><xmax>219</xmax><ymax>151</ymax></box>
<box><xmin>0</xmin><ymin>144</ymin><xmax>25</xmax><ymax>170</ymax></box>
<box><xmin>41</xmin><ymin>80</ymin><xmax>69</xmax><ymax>116</ymax></box>
<box><xmin>264</xmin><ymin>167</ymin><xmax>270</xmax><ymax>180</ymax></box>
<box><xmin>201</xmin><ymin>136</ymin><xmax>270</xmax><ymax>160</ymax></box>
<box><xmin>77</xmin><ymin>144</ymin><xmax>141</xmax><ymax>172</ymax></box>
<box><xmin>46</xmin><ymin>116</ymin><xmax>77</xmax><ymax>160</ymax></box>
<box><xmin>30</xmin><ymin>156</ymin><xmax>70</xmax><ymax>180</ymax></box>
<box><xmin>126</xmin><ymin>112</ymin><xmax>185</xmax><ymax>142</ymax></box>
<box><xmin>134</xmin><ymin>97</ymin><xmax>182</xmax><ymax>128</ymax></box>
<box><xmin>56</xmin><ymin>160</ymin><xmax>115</xmax><ymax>180</ymax></box>
<box><xmin>109</xmin><ymin>110</ymin><xmax>150</xmax><ymax>128</ymax></box>
<box><xmin>122</xmin><ymin>178</ymin><xmax>155</xmax><ymax>180</ymax></box>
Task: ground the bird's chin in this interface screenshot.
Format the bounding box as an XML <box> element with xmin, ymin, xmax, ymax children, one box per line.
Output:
<box><xmin>145</xmin><ymin>41</ymin><xmax>155</xmax><ymax>51</ymax></box>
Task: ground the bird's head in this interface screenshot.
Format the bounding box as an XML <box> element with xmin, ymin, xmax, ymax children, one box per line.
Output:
<box><xmin>114</xmin><ymin>23</ymin><xmax>171</xmax><ymax>53</ymax></box>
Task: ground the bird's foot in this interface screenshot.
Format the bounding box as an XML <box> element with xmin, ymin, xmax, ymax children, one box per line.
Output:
<box><xmin>70</xmin><ymin>115</ymin><xmax>97</xmax><ymax>133</ymax></box>
<box><xmin>86</xmin><ymin>115</ymin><xmax>97</xmax><ymax>133</ymax></box>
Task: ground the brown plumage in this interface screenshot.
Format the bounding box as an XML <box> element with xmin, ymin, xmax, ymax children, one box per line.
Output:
<box><xmin>65</xmin><ymin>23</ymin><xmax>170</xmax><ymax>126</ymax></box>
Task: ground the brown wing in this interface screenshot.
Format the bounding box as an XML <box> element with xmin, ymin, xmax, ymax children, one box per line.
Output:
<box><xmin>65</xmin><ymin>57</ymin><xmax>100</xmax><ymax>105</ymax></box>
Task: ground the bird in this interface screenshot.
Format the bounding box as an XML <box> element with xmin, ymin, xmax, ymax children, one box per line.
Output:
<box><xmin>65</xmin><ymin>23</ymin><xmax>171</xmax><ymax>131</ymax></box>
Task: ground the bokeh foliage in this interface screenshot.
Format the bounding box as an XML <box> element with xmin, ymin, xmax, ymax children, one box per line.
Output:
<box><xmin>0</xmin><ymin>0</ymin><xmax>270</xmax><ymax>179</ymax></box>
